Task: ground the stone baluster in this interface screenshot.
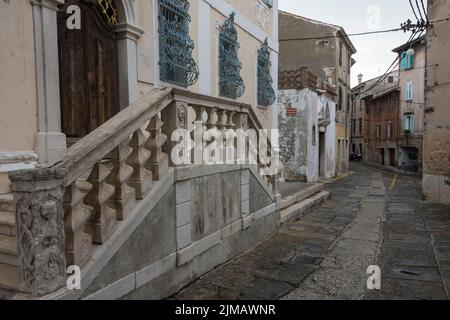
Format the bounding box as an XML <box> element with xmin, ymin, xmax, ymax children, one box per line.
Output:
<box><xmin>206</xmin><ymin>107</ymin><xmax>218</xmax><ymax>130</ymax></box>
<box><xmin>217</xmin><ymin>110</ymin><xmax>228</xmax><ymax>163</ymax></box>
<box><xmin>9</xmin><ymin>168</ymin><xmax>68</xmax><ymax>296</ymax></box>
<box><xmin>64</xmin><ymin>182</ymin><xmax>93</xmax><ymax>267</ymax></box>
<box><xmin>84</xmin><ymin>162</ymin><xmax>117</xmax><ymax>244</ymax></box>
<box><xmin>234</xmin><ymin>113</ymin><xmax>248</xmax><ymax>165</ymax></box>
<box><xmin>108</xmin><ymin>140</ymin><xmax>136</xmax><ymax>220</ymax></box>
<box><xmin>145</xmin><ymin>115</ymin><xmax>169</xmax><ymax>180</ymax></box>
<box><xmin>161</xmin><ymin>101</ymin><xmax>189</xmax><ymax>166</ymax></box>
<box><xmin>191</xmin><ymin>106</ymin><xmax>205</xmax><ymax>165</ymax></box>
<box><xmin>227</xmin><ymin>111</ymin><xmax>236</xmax><ymax>130</ymax></box>
<box><xmin>126</xmin><ymin>129</ymin><xmax>153</xmax><ymax>200</ymax></box>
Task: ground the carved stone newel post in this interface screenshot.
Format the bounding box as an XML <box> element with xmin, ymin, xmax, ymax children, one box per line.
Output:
<box><xmin>9</xmin><ymin>168</ymin><xmax>67</xmax><ymax>297</ymax></box>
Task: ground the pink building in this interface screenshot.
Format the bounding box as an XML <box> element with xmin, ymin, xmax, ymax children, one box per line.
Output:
<box><xmin>393</xmin><ymin>35</ymin><xmax>426</xmax><ymax>172</ymax></box>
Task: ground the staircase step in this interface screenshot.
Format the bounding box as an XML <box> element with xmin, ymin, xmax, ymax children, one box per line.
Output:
<box><xmin>0</xmin><ymin>210</ymin><xmax>15</xmax><ymax>237</ymax></box>
<box><xmin>0</xmin><ymin>194</ymin><xmax>14</xmax><ymax>212</ymax></box>
<box><xmin>0</xmin><ymin>262</ymin><xmax>20</xmax><ymax>294</ymax></box>
<box><xmin>0</xmin><ymin>235</ymin><xmax>17</xmax><ymax>266</ymax></box>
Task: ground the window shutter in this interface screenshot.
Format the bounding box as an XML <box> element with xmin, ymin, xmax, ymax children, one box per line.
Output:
<box><xmin>400</xmin><ymin>52</ymin><xmax>407</xmax><ymax>70</ymax></box>
<box><xmin>408</xmin><ymin>53</ymin><xmax>415</xmax><ymax>69</ymax></box>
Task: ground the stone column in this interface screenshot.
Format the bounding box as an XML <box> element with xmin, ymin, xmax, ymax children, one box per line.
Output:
<box><xmin>9</xmin><ymin>168</ymin><xmax>67</xmax><ymax>297</ymax></box>
<box><xmin>31</xmin><ymin>0</ymin><xmax>67</xmax><ymax>163</ymax></box>
<box><xmin>115</xmin><ymin>23</ymin><xmax>144</xmax><ymax>109</ymax></box>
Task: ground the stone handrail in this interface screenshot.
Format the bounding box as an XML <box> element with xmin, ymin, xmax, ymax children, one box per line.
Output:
<box><xmin>9</xmin><ymin>86</ymin><xmax>277</xmax><ymax>296</ymax></box>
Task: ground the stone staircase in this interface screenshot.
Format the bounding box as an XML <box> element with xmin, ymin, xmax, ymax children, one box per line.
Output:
<box><xmin>0</xmin><ymin>87</ymin><xmax>328</xmax><ymax>300</ymax></box>
<box><xmin>0</xmin><ymin>194</ymin><xmax>19</xmax><ymax>297</ymax></box>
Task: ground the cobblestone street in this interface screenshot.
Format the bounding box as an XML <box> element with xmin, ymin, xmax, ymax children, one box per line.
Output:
<box><xmin>173</xmin><ymin>163</ymin><xmax>450</xmax><ymax>300</ymax></box>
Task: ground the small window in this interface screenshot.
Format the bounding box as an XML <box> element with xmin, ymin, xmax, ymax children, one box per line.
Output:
<box><xmin>257</xmin><ymin>39</ymin><xmax>276</xmax><ymax>106</ymax></box>
<box><xmin>387</xmin><ymin>121</ymin><xmax>392</xmax><ymax>138</ymax></box>
<box><xmin>218</xmin><ymin>13</ymin><xmax>245</xmax><ymax>99</ymax></box>
<box><xmin>403</xmin><ymin>114</ymin><xmax>414</xmax><ymax>132</ymax></box>
<box><xmin>376</xmin><ymin>123</ymin><xmax>381</xmax><ymax>138</ymax></box>
<box><xmin>406</xmin><ymin>81</ymin><xmax>413</xmax><ymax>101</ymax></box>
<box><xmin>400</xmin><ymin>51</ymin><xmax>415</xmax><ymax>70</ymax></box>
<box><xmin>158</xmin><ymin>0</ymin><xmax>199</xmax><ymax>87</ymax></box>
<box><xmin>388</xmin><ymin>76</ymin><xmax>394</xmax><ymax>84</ymax></box>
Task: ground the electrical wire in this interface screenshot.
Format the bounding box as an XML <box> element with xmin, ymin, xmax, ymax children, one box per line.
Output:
<box><xmin>279</xmin><ymin>27</ymin><xmax>403</xmax><ymax>42</ymax></box>
<box><xmin>409</xmin><ymin>0</ymin><xmax>420</xmax><ymax>22</ymax></box>
<box><xmin>415</xmin><ymin>0</ymin><xmax>425</xmax><ymax>23</ymax></box>
<box><xmin>420</xmin><ymin>0</ymin><xmax>429</xmax><ymax>22</ymax></box>
<box><xmin>355</xmin><ymin>28</ymin><xmax>424</xmax><ymax>96</ymax></box>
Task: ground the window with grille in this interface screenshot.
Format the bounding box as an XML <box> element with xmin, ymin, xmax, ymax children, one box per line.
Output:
<box><xmin>261</xmin><ymin>0</ymin><xmax>273</xmax><ymax>7</ymax></box>
<box><xmin>218</xmin><ymin>12</ymin><xmax>245</xmax><ymax>99</ymax></box>
<box><xmin>158</xmin><ymin>0</ymin><xmax>199</xmax><ymax>87</ymax></box>
<box><xmin>257</xmin><ymin>39</ymin><xmax>276</xmax><ymax>106</ymax></box>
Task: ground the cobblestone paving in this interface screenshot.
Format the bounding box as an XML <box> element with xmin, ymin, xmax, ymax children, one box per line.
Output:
<box><xmin>173</xmin><ymin>163</ymin><xmax>450</xmax><ymax>300</ymax></box>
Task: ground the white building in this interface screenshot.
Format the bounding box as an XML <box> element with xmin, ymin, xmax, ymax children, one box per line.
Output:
<box><xmin>278</xmin><ymin>69</ymin><xmax>336</xmax><ymax>182</ymax></box>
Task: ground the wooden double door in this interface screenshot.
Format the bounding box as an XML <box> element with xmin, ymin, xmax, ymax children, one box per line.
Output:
<box><xmin>57</xmin><ymin>0</ymin><xmax>120</xmax><ymax>142</ymax></box>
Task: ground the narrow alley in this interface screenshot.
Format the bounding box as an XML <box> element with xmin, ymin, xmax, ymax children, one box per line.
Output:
<box><xmin>173</xmin><ymin>163</ymin><xmax>450</xmax><ymax>300</ymax></box>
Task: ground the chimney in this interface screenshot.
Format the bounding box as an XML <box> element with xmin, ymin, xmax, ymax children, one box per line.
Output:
<box><xmin>358</xmin><ymin>74</ymin><xmax>363</xmax><ymax>84</ymax></box>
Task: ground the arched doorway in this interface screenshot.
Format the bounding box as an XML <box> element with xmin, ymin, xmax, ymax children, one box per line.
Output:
<box><xmin>57</xmin><ymin>0</ymin><xmax>120</xmax><ymax>143</ymax></box>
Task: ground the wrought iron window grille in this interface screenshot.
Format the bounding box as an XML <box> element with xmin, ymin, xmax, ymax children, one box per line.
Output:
<box><xmin>257</xmin><ymin>38</ymin><xmax>276</xmax><ymax>106</ymax></box>
<box><xmin>158</xmin><ymin>0</ymin><xmax>199</xmax><ymax>87</ymax></box>
<box><xmin>219</xmin><ymin>12</ymin><xmax>245</xmax><ymax>99</ymax></box>
<box><xmin>261</xmin><ymin>0</ymin><xmax>273</xmax><ymax>8</ymax></box>
<box><xmin>96</xmin><ymin>0</ymin><xmax>119</xmax><ymax>25</ymax></box>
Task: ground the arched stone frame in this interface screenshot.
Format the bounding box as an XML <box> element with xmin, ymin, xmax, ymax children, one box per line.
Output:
<box><xmin>30</xmin><ymin>0</ymin><xmax>143</xmax><ymax>163</ymax></box>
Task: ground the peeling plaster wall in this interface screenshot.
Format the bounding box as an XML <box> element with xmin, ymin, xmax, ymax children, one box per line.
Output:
<box><xmin>278</xmin><ymin>89</ymin><xmax>310</xmax><ymax>181</ymax></box>
<box><xmin>278</xmin><ymin>89</ymin><xmax>336</xmax><ymax>182</ymax></box>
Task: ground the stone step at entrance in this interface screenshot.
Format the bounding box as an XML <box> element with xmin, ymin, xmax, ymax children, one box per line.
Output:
<box><xmin>0</xmin><ymin>194</ymin><xmax>18</xmax><ymax>268</ymax></box>
<box><xmin>0</xmin><ymin>210</ymin><xmax>15</xmax><ymax>237</ymax></box>
<box><xmin>0</xmin><ymin>234</ymin><xmax>17</xmax><ymax>266</ymax></box>
<box><xmin>0</xmin><ymin>194</ymin><xmax>15</xmax><ymax>237</ymax></box>
<box><xmin>0</xmin><ymin>262</ymin><xmax>20</xmax><ymax>298</ymax></box>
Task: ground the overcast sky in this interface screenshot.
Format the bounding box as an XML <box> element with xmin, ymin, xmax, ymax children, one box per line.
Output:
<box><xmin>278</xmin><ymin>0</ymin><xmax>425</xmax><ymax>87</ymax></box>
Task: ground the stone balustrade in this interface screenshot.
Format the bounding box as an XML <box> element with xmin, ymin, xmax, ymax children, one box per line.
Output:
<box><xmin>8</xmin><ymin>87</ymin><xmax>278</xmax><ymax>297</ymax></box>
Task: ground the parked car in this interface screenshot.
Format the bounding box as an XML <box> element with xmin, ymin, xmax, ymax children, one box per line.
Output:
<box><xmin>350</xmin><ymin>152</ymin><xmax>363</xmax><ymax>162</ymax></box>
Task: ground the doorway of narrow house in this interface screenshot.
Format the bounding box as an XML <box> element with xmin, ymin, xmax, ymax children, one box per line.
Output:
<box><xmin>389</xmin><ymin>148</ymin><xmax>396</xmax><ymax>167</ymax></box>
<box><xmin>319</xmin><ymin>132</ymin><xmax>326</xmax><ymax>178</ymax></box>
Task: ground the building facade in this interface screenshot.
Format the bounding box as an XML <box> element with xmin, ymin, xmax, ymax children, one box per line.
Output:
<box><xmin>278</xmin><ymin>11</ymin><xmax>356</xmax><ymax>177</ymax></box>
<box><xmin>351</xmin><ymin>72</ymin><xmax>398</xmax><ymax>163</ymax></box>
<box><xmin>423</xmin><ymin>0</ymin><xmax>450</xmax><ymax>204</ymax></box>
<box><xmin>0</xmin><ymin>0</ymin><xmax>279</xmax><ymax>194</ymax></box>
<box><xmin>393</xmin><ymin>36</ymin><xmax>426</xmax><ymax>173</ymax></box>
<box><xmin>363</xmin><ymin>82</ymin><xmax>400</xmax><ymax>167</ymax></box>
<box><xmin>278</xmin><ymin>68</ymin><xmax>336</xmax><ymax>182</ymax></box>
<box><xmin>0</xmin><ymin>0</ymin><xmax>286</xmax><ymax>299</ymax></box>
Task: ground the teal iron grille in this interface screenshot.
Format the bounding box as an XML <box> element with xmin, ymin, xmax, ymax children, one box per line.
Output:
<box><xmin>261</xmin><ymin>0</ymin><xmax>273</xmax><ymax>8</ymax></box>
<box><xmin>158</xmin><ymin>0</ymin><xmax>199</xmax><ymax>87</ymax></box>
<box><xmin>257</xmin><ymin>39</ymin><xmax>276</xmax><ymax>106</ymax></box>
<box><xmin>219</xmin><ymin>12</ymin><xmax>245</xmax><ymax>99</ymax></box>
